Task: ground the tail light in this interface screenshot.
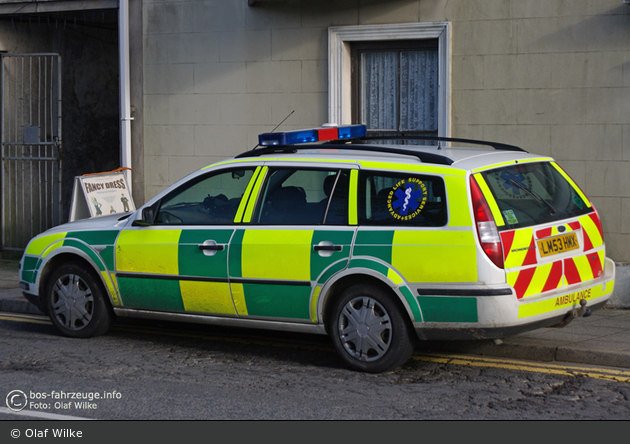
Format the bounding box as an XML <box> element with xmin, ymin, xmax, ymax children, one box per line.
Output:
<box><xmin>591</xmin><ymin>207</ymin><xmax>604</xmax><ymax>239</ymax></box>
<box><xmin>470</xmin><ymin>175</ymin><xmax>504</xmax><ymax>269</ymax></box>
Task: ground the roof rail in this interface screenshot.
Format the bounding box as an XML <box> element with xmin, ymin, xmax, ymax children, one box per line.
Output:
<box><xmin>235</xmin><ymin>128</ymin><xmax>525</xmax><ymax>165</ymax></box>
<box><xmin>235</xmin><ymin>144</ymin><xmax>454</xmax><ymax>165</ymax></box>
<box><xmin>331</xmin><ymin>133</ymin><xmax>527</xmax><ymax>152</ymax></box>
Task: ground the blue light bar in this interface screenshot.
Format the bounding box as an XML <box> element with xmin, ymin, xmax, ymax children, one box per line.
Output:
<box><xmin>338</xmin><ymin>124</ymin><xmax>367</xmax><ymax>139</ymax></box>
<box><xmin>258</xmin><ymin>129</ymin><xmax>318</xmax><ymax>146</ymax></box>
<box><xmin>258</xmin><ymin>124</ymin><xmax>367</xmax><ymax>146</ymax></box>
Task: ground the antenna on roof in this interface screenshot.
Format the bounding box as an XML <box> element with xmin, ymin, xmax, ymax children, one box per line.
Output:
<box><xmin>250</xmin><ymin>110</ymin><xmax>295</xmax><ymax>151</ymax></box>
<box><xmin>270</xmin><ymin>110</ymin><xmax>295</xmax><ymax>133</ymax></box>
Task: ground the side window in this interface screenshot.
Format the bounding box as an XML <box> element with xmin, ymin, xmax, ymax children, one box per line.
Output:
<box><xmin>358</xmin><ymin>171</ymin><xmax>447</xmax><ymax>227</ymax></box>
<box><xmin>155</xmin><ymin>168</ymin><xmax>256</xmax><ymax>225</ymax></box>
<box><xmin>253</xmin><ymin>168</ymin><xmax>350</xmax><ymax>225</ymax></box>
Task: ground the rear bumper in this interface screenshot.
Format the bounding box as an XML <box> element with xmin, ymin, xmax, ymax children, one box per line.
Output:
<box><xmin>414</xmin><ymin>299</ymin><xmax>608</xmax><ymax>341</ymax></box>
<box><xmin>413</xmin><ymin>257</ymin><xmax>615</xmax><ymax>341</ymax></box>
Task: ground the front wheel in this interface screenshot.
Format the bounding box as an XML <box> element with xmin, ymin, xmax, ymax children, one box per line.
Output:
<box><xmin>329</xmin><ymin>284</ymin><xmax>415</xmax><ymax>373</ymax></box>
<box><xmin>45</xmin><ymin>262</ymin><xmax>114</xmax><ymax>338</ymax></box>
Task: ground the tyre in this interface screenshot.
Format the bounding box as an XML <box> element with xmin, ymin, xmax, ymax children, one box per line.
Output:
<box><xmin>45</xmin><ymin>262</ymin><xmax>114</xmax><ymax>338</ymax></box>
<box><xmin>329</xmin><ymin>284</ymin><xmax>415</xmax><ymax>373</ymax></box>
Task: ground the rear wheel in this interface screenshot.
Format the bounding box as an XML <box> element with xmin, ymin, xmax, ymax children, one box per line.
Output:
<box><xmin>329</xmin><ymin>284</ymin><xmax>414</xmax><ymax>373</ymax></box>
<box><xmin>45</xmin><ymin>262</ymin><xmax>114</xmax><ymax>338</ymax></box>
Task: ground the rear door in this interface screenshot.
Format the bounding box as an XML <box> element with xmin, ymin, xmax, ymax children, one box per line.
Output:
<box><xmin>228</xmin><ymin>165</ymin><xmax>356</xmax><ymax>323</ymax></box>
<box><xmin>473</xmin><ymin>161</ymin><xmax>604</xmax><ymax>300</ymax></box>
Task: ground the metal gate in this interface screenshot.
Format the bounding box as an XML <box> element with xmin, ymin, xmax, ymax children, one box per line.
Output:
<box><xmin>1</xmin><ymin>54</ymin><xmax>62</xmax><ymax>251</ymax></box>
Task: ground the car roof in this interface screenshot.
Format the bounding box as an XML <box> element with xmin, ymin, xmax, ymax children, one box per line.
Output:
<box><xmin>224</xmin><ymin>125</ymin><xmax>554</xmax><ymax>173</ymax></box>
<box><xmin>229</xmin><ymin>143</ymin><xmax>553</xmax><ymax>173</ymax></box>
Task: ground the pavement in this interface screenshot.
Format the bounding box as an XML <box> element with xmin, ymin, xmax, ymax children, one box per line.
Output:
<box><xmin>1</xmin><ymin>259</ymin><xmax>630</xmax><ymax>369</ymax></box>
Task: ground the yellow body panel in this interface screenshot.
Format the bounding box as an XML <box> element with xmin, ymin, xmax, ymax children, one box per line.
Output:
<box><xmin>504</xmin><ymin>228</ymin><xmax>535</xmax><ymax>269</ymax></box>
<box><xmin>523</xmin><ymin>262</ymin><xmax>559</xmax><ymax>298</ymax></box>
<box><xmin>391</xmin><ymin>230</ymin><xmax>477</xmax><ymax>283</ymax></box>
<box><xmin>116</xmin><ymin>229</ymin><xmax>181</xmax><ymax>275</ymax></box>
<box><xmin>243</xmin><ymin>167</ymin><xmax>268</xmax><ymax>223</ymax></box>
<box><xmin>579</xmin><ymin>214</ymin><xmax>603</xmax><ymax>248</ymax></box>
<box><xmin>180</xmin><ymin>281</ymin><xmax>236</xmax><ymax>315</ymax></box>
<box><xmin>445</xmin><ymin>176</ymin><xmax>472</xmax><ymax>227</ymax></box>
<box><xmin>25</xmin><ymin>232</ymin><xmax>67</xmax><ymax>256</ymax></box>
<box><xmin>349</xmin><ymin>169</ymin><xmax>358</xmax><ymax>225</ymax></box>
<box><xmin>241</xmin><ymin>229</ymin><xmax>313</xmax><ymax>281</ymax></box>
<box><xmin>234</xmin><ymin>166</ymin><xmax>262</xmax><ymax>223</ymax></box>
<box><xmin>518</xmin><ymin>283</ymin><xmax>612</xmax><ymax>318</ymax></box>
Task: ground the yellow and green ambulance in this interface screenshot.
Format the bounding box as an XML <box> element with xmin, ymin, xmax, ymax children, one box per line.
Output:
<box><xmin>19</xmin><ymin>125</ymin><xmax>615</xmax><ymax>373</ymax></box>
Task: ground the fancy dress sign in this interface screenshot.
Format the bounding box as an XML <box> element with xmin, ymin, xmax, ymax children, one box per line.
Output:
<box><xmin>69</xmin><ymin>170</ymin><xmax>135</xmax><ymax>221</ymax></box>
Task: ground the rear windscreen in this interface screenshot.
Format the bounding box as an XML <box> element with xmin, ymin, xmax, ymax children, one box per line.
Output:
<box><xmin>479</xmin><ymin>162</ymin><xmax>592</xmax><ymax>230</ymax></box>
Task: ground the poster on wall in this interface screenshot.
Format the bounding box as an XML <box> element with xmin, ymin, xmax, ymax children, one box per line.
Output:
<box><xmin>69</xmin><ymin>170</ymin><xmax>135</xmax><ymax>222</ymax></box>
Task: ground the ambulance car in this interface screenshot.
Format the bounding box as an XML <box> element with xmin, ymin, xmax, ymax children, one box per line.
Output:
<box><xmin>19</xmin><ymin>125</ymin><xmax>615</xmax><ymax>373</ymax></box>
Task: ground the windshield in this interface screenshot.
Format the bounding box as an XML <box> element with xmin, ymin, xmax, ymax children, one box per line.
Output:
<box><xmin>479</xmin><ymin>162</ymin><xmax>592</xmax><ymax>230</ymax></box>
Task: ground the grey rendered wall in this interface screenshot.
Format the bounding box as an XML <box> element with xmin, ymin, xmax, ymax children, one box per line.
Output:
<box><xmin>142</xmin><ymin>0</ymin><xmax>630</xmax><ymax>305</ymax></box>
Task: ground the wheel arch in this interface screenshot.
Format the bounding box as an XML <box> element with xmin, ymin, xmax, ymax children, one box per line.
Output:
<box><xmin>319</xmin><ymin>268</ymin><xmax>418</xmax><ymax>336</ymax></box>
<box><xmin>38</xmin><ymin>248</ymin><xmax>114</xmax><ymax>312</ymax></box>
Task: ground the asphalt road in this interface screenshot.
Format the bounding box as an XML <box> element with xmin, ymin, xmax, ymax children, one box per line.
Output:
<box><xmin>1</xmin><ymin>313</ymin><xmax>630</xmax><ymax>420</ymax></box>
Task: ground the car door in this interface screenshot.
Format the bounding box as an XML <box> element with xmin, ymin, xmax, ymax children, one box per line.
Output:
<box><xmin>114</xmin><ymin>166</ymin><xmax>259</xmax><ymax>314</ymax></box>
<box><xmin>228</xmin><ymin>165</ymin><xmax>356</xmax><ymax>322</ymax></box>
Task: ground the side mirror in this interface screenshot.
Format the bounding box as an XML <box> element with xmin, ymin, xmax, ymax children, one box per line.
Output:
<box><xmin>132</xmin><ymin>206</ymin><xmax>155</xmax><ymax>227</ymax></box>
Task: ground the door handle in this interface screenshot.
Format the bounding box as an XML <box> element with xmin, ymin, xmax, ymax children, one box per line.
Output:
<box><xmin>198</xmin><ymin>240</ymin><xmax>225</xmax><ymax>256</ymax></box>
<box><xmin>314</xmin><ymin>241</ymin><xmax>343</xmax><ymax>258</ymax></box>
<box><xmin>199</xmin><ymin>244</ymin><xmax>225</xmax><ymax>251</ymax></box>
<box><xmin>313</xmin><ymin>244</ymin><xmax>342</xmax><ymax>252</ymax></box>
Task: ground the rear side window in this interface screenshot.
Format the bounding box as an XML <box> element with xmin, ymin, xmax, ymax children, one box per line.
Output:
<box><xmin>479</xmin><ymin>162</ymin><xmax>592</xmax><ymax>230</ymax></box>
<box><xmin>358</xmin><ymin>171</ymin><xmax>447</xmax><ymax>226</ymax></box>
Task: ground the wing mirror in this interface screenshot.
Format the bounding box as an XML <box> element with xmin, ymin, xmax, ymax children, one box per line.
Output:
<box><xmin>132</xmin><ymin>206</ymin><xmax>155</xmax><ymax>227</ymax></box>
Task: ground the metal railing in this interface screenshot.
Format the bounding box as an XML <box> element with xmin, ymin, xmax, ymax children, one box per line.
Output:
<box><xmin>1</xmin><ymin>53</ymin><xmax>62</xmax><ymax>250</ymax></box>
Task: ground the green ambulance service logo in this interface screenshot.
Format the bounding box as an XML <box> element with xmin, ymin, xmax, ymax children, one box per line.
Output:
<box><xmin>387</xmin><ymin>177</ymin><xmax>428</xmax><ymax>221</ymax></box>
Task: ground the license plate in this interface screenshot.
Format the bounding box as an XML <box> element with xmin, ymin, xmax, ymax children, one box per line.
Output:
<box><xmin>537</xmin><ymin>232</ymin><xmax>579</xmax><ymax>257</ymax></box>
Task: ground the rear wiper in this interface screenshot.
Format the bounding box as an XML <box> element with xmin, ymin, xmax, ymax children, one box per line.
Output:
<box><xmin>508</xmin><ymin>179</ymin><xmax>557</xmax><ymax>215</ymax></box>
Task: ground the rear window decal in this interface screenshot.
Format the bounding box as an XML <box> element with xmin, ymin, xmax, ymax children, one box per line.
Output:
<box><xmin>387</xmin><ymin>178</ymin><xmax>428</xmax><ymax>221</ymax></box>
<box><xmin>496</xmin><ymin>171</ymin><xmax>533</xmax><ymax>199</ymax></box>
<box><xmin>502</xmin><ymin>209</ymin><xmax>519</xmax><ymax>225</ymax></box>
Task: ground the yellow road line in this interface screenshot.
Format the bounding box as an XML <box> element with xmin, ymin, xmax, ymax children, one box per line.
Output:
<box><xmin>0</xmin><ymin>313</ymin><xmax>52</xmax><ymax>325</ymax></box>
<box><xmin>412</xmin><ymin>353</ymin><xmax>630</xmax><ymax>382</ymax></box>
